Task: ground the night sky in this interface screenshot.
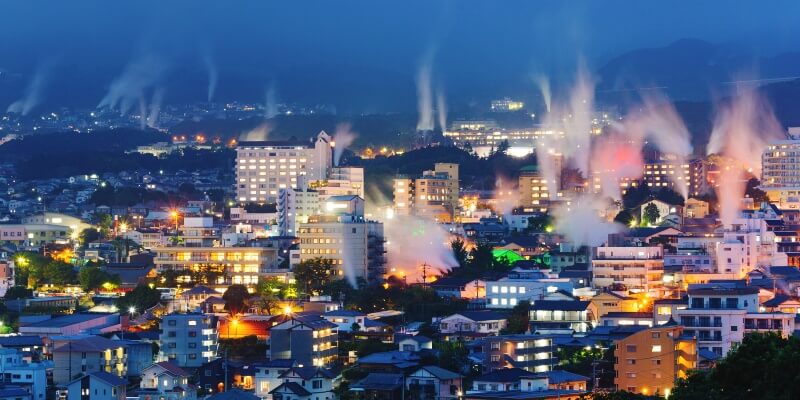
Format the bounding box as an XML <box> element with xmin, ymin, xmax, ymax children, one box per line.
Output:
<box><xmin>1</xmin><ymin>0</ymin><xmax>799</xmax><ymax>112</ymax></box>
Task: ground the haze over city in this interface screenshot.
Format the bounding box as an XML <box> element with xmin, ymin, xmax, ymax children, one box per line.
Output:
<box><xmin>0</xmin><ymin>2</ymin><xmax>799</xmax><ymax>400</ymax></box>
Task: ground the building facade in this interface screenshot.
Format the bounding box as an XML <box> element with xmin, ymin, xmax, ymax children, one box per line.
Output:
<box><xmin>157</xmin><ymin>314</ymin><xmax>218</xmax><ymax>368</ymax></box>
<box><xmin>236</xmin><ymin>131</ymin><xmax>333</xmax><ymax>203</ymax></box>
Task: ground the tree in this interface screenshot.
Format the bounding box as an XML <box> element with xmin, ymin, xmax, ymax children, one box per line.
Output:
<box><xmin>43</xmin><ymin>261</ymin><xmax>77</xmax><ymax>285</ymax></box>
<box><xmin>115</xmin><ymin>284</ymin><xmax>161</xmax><ymax>313</ymax></box>
<box><xmin>4</xmin><ymin>286</ymin><xmax>33</xmax><ymax>300</ymax></box>
<box><xmin>469</xmin><ymin>241</ymin><xmax>494</xmax><ymax>269</ymax></box>
<box><xmin>13</xmin><ymin>251</ymin><xmax>48</xmax><ymax>289</ymax></box>
<box><xmin>670</xmin><ymin>333</ymin><xmax>800</xmax><ymax>400</ymax></box>
<box><xmin>78</xmin><ymin>266</ymin><xmax>119</xmax><ymax>291</ymax></box>
<box><xmin>96</xmin><ymin>213</ymin><xmax>113</xmax><ymax>238</ymax></box>
<box><xmin>293</xmin><ymin>257</ymin><xmax>335</xmax><ymax>295</ymax></box>
<box><xmin>156</xmin><ymin>269</ymin><xmax>180</xmax><ymax>288</ymax></box>
<box><xmin>450</xmin><ymin>238</ymin><xmax>469</xmax><ymax>268</ymax></box>
<box><xmin>190</xmin><ymin>264</ymin><xmax>225</xmax><ymax>285</ymax></box>
<box><xmin>222</xmin><ymin>284</ymin><xmax>251</xmax><ymax>315</ymax></box>
<box><xmin>642</xmin><ymin>203</ymin><xmax>661</xmax><ymax>226</ymax></box>
<box><xmin>79</xmin><ymin>228</ymin><xmax>101</xmax><ymax>246</ymax></box>
<box><xmin>614</xmin><ymin>209</ymin><xmax>635</xmax><ymax>226</ymax></box>
<box><xmin>527</xmin><ymin>213</ymin><xmax>553</xmax><ymax>233</ymax></box>
<box><xmin>745</xmin><ymin>178</ymin><xmax>769</xmax><ymax>204</ymax></box>
<box><xmin>502</xmin><ymin>300</ymin><xmax>530</xmax><ymax>334</ymax></box>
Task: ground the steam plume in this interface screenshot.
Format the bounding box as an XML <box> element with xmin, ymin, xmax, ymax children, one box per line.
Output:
<box><xmin>707</xmin><ymin>88</ymin><xmax>784</xmax><ymax>227</ymax></box>
<box><xmin>534</xmin><ymin>137</ymin><xmax>562</xmax><ymax>200</ymax></box>
<box><xmin>624</xmin><ymin>92</ymin><xmax>693</xmax><ymax>198</ymax></box>
<box><xmin>239</xmin><ymin>123</ymin><xmax>272</xmax><ymax>141</ymax></box>
<box><xmin>202</xmin><ymin>52</ymin><xmax>218</xmax><ymax>102</ymax></box>
<box><xmin>146</xmin><ymin>88</ymin><xmax>165</xmax><ymax>128</ymax></box>
<box><xmin>384</xmin><ymin>214</ymin><xmax>458</xmax><ymax>282</ymax></box>
<box><xmin>552</xmin><ymin>195</ymin><xmax>622</xmax><ymax>247</ymax></box>
<box><xmin>492</xmin><ymin>175</ymin><xmax>519</xmax><ymax>217</ymax></box>
<box><xmin>590</xmin><ymin>132</ymin><xmax>644</xmax><ymax>200</ymax></box>
<box><xmin>333</xmin><ymin>123</ymin><xmax>357</xmax><ymax>166</ymax></box>
<box><xmin>7</xmin><ymin>63</ymin><xmax>50</xmax><ymax>116</ymax></box>
<box><xmin>415</xmin><ymin>58</ymin><xmax>435</xmax><ymax>131</ymax></box>
<box><xmin>533</xmin><ymin>74</ymin><xmax>551</xmax><ymax>113</ymax></box>
<box><xmin>544</xmin><ymin>66</ymin><xmax>594</xmax><ymax>178</ymax></box>
<box><xmin>98</xmin><ymin>54</ymin><xmax>168</xmax><ymax>115</ymax></box>
<box><xmin>265</xmin><ymin>81</ymin><xmax>278</xmax><ymax>119</ymax></box>
<box><xmin>436</xmin><ymin>88</ymin><xmax>447</xmax><ymax>132</ymax></box>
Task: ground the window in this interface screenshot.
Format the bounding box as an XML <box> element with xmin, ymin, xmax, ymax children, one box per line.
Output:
<box><xmin>626</xmin><ymin>359</ymin><xmax>636</xmax><ymax>365</ymax></box>
<box><xmin>731</xmin><ymin>325</ymin><xmax>738</xmax><ymax>331</ymax></box>
<box><xmin>652</xmin><ymin>332</ymin><xmax>660</xmax><ymax>339</ymax></box>
<box><xmin>490</xmin><ymin>342</ymin><xmax>500</xmax><ymax>350</ymax></box>
<box><xmin>652</xmin><ymin>345</ymin><xmax>662</xmax><ymax>353</ymax></box>
<box><xmin>168</xmin><ymin>319</ymin><xmax>177</xmax><ymax>326</ymax></box>
<box><xmin>626</xmin><ymin>373</ymin><xmax>637</xmax><ymax>378</ymax></box>
<box><xmin>626</xmin><ymin>345</ymin><xmax>637</xmax><ymax>353</ymax></box>
<box><xmin>313</xmin><ymin>380</ymin><xmax>323</xmax><ymax>389</ymax></box>
<box><xmin>490</xmin><ymin>355</ymin><xmax>500</xmax><ymax>362</ymax></box>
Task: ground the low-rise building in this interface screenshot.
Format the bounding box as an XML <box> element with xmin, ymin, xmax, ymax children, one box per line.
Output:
<box><xmin>0</xmin><ymin>348</ymin><xmax>47</xmax><ymax>400</ymax></box>
<box><xmin>472</xmin><ymin>335</ymin><xmax>556</xmax><ymax>373</ymax></box>
<box><xmin>406</xmin><ymin>366</ymin><xmax>463</xmax><ymax>400</ymax></box>
<box><xmin>157</xmin><ymin>313</ymin><xmax>218</xmax><ymax>368</ymax></box>
<box><xmin>438</xmin><ymin>311</ymin><xmax>508</xmax><ymax>338</ymax></box>
<box><xmin>268</xmin><ymin>315</ymin><xmax>338</xmax><ymax>367</ymax></box>
<box><xmin>592</xmin><ymin>246</ymin><xmax>664</xmax><ymax>295</ymax></box>
<box><xmin>529</xmin><ymin>301</ymin><xmax>591</xmax><ymax>335</ymax></box>
<box><xmin>53</xmin><ymin>336</ymin><xmax>127</xmax><ymax>385</ymax></box>
<box><xmin>137</xmin><ymin>361</ymin><xmax>195</xmax><ymax>400</ymax></box>
<box><xmin>614</xmin><ymin>324</ymin><xmax>697</xmax><ymax>397</ymax></box>
<box><xmin>66</xmin><ymin>371</ymin><xmax>126</xmax><ymax>400</ymax></box>
<box><xmin>269</xmin><ymin>367</ymin><xmax>335</xmax><ymax>400</ymax></box>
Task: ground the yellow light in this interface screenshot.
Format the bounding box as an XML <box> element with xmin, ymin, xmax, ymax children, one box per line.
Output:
<box><xmin>283</xmin><ymin>306</ymin><xmax>293</xmax><ymax>315</ymax></box>
<box><xmin>382</xmin><ymin>283</ymin><xmax>389</xmax><ymax>289</ymax></box>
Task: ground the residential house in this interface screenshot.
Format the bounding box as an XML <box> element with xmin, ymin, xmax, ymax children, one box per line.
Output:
<box><xmin>438</xmin><ymin>311</ymin><xmax>507</xmax><ymax>339</ymax></box>
<box><xmin>269</xmin><ymin>367</ymin><xmax>335</xmax><ymax>400</ymax></box>
<box><xmin>157</xmin><ymin>313</ymin><xmax>218</xmax><ymax>368</ymax></box>
<box><xmin>472</xmin><ymin>335</ymin><xmax>555</xmax><ymax>373</ymax></box>
<box><xmin>137</xmin><ymin>362</ymin><xmax>195</xmax><ymax>400</ymax></box>
<box><xmin>406</xmin><ymin>366</ymin><xmax>463</xmax><ymax>400</ymax></box>
<box><xmin>396</xmin><ymin>336</ymin><xmax>433</xmax><ymax>353</ymax></box>
<box><xmin>587</xmin><ymin>292</ymin><xmax>639</xmax><ymax>323</ymax></box>
<box><xmin>322</xmin><ymin>310</ymin><xmax>366</xmax><ymax>333</ymax></box>
<box><xmin>0</xmin><ymin>348</ymin><xmax>47</xmax><ymax>400</ymax></box>
<box><xmin>254</xmin><ymin>360</ymin><xmax>297</xmax><ymax>400</ymax></box>
<box><xmin>66</xmin><ymin>371</ymin><xmax>126</xmax><ymax>400</ymax></box>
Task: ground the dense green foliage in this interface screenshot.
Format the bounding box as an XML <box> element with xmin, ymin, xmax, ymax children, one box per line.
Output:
<box><xmin>670</xmin><ymin>333</ymin><xmax>800</xmax><ymax>400</ymax></box>
<box><xmin>115</xmin><ymin>284</ymin><xmax>161</xmax><ymax>313</ymax></box>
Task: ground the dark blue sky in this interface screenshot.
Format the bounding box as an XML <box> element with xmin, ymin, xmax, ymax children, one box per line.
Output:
<box><xmin>1</xmin><ymin>0</ymin><xmax>799</xmax><ymax>113</ymax></box>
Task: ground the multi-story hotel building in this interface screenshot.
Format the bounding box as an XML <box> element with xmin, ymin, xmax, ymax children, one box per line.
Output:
<box><xmin>277</xmin><ymin>187</ymin><xmax>320</xmax><ymax>236</ymax></box>
<box><xmin>592</xmin><ymin>246</ymin><xmax>664</xmax><ymax>295</ymax></box>
<box><xmin>761</xmin><ymin>139</ymin><xmax>800</xmax><ymax>207</ymax></box>
<box><xmin>236</xmin><ymin>131</ymin><xmax>333</xmax><ymax>203</ymax></box>
<box><xmin>153</xmin><ymin>246</ymin><xmax>282</xmax><ymax>285</ymax></box>
<box><xmin>393</xmin><ymin>163</ymin><xmax>459</xmax><ymax>222</ymax></box>
<box><xmin>297</xmin><ymin>196</ymin><xmax>385</xmax><ymax>282</ymax></box>
<box><xmin>642</xmin><ymin>155</ymin><xmax>706</xmax><ymax>197</ymax></box>
<box><xmin>444</xmin><ymin>120</ymin><xmax>563</xmax><ymax>158</ymax></box>
<box><xmin>614</xmin><ymin>324</ymin><xmax>697</xmax><ymax>397</ymax></box>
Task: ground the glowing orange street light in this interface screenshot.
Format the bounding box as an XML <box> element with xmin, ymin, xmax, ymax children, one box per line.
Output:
<box><xmin>170</xmin><ymin>210</ymin><xmax>180</xmax><ymax>231</ymax></box>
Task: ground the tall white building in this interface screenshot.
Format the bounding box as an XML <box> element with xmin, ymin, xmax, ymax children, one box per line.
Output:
<box><xmin>236</xmin><ymin>131</ymin><xmax>333</xmax><ymax>203</ymax></box>
<box><xmin>715</xmin><ymin>212</ymin><xmax>786</xmax><ymax>278</ymax></box>
<box><xmin>311</xmin><ymin>166</ymin><xmax>365</xmax><ymax>201</ymax></box>
<box><xmin>762</xmin><ymin>139</ymin><xmax>800</xmax><ymax>208</ymax></box>
<box><xmin>277</xmin><ymin>187</ymin><xmax>320</xmax><ymax>236</ymax></box>
<box><xmin>297</xmin><ymin>196</ymin><xmax>386</xmax><ymax>282</ymax></box>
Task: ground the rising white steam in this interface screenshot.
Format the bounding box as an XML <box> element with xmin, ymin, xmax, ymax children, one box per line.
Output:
<box><xmin>436</xmin><ymin>88</ymin><xmax>447</xmax><ymax>132</ymax></box>
<box><xmin>383</xmin><ymin>214</ymin><xmax>458</xmax><ymax>282</ymax></box>
<box><xmin>333</xmin><ymin>123</ymin><xmax>357</xmax><ymax>166</ymax></box>
<box><xmin>416</xmin><ymin>60</ymin><xmax>434</xmax><ymax>131</ymax></box>
<box><xmin>265</xmin><ymin>81</ymin><xmax>278</xmax><ymax>119</ymax></box>
<box><xmin>552</xmin><ymin>195</ymin><xmax>623</xmax><ymax>247</ymax></box>
<box><xmin>98</xmin><ymin>54</ymin><xmax>168</xmax><ymax>115</ymax></box>
<box><xmin>202</xmin><ymin>52</ymin><xmax>218</xmax><ymax>102</ymax></box>
<box><xmin>533</xmin><ymin>74</ymin><xmax>552</xmax><ymax>113</ymax></box>
<box><xmin>7</xmin><ymin>63</ymin><xmax>50</xmax><ymax>116</ymax></box>
<box><xmin>590</xmin><ymin>131</ymin><xmax>644</xmax><ymax>200</ymax></box>
<box><xmin>707</xmin><ymin>88</ymin><xmax>785</xmax><ymax>227</ymax></box>
<box><xmin>146</xmin><ymin>88</ymin><xmax>165</xmax><ymax>128</ymax></box>
<box><xmin>624</xmin><ymin>92</ymin><xmax>693</xmax><ymax>198</ymax></box>
<box><xmin>239</xmin><ymin>123</ymin><xmax>272</xmax><ymax>141</ymax></box>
